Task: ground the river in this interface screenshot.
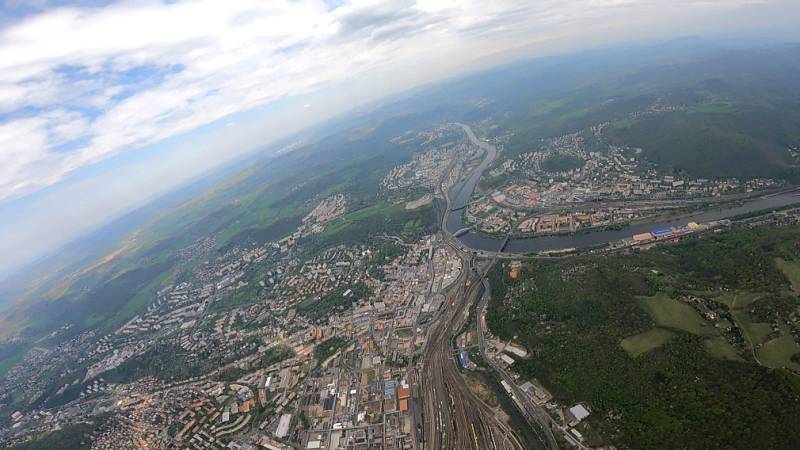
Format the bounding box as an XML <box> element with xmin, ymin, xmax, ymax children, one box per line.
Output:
<box><xmin>446</xmin><ymin>125</ymin><xmax>800</xmax><ymax>254</ymax></box>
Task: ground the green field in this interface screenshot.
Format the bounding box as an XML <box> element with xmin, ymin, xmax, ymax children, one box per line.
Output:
<box><xmin>758</xmin><ymin>332</ymin><xmax>800</xmax><ymax>371</ymax></box>
<box><xmin>321</xmin><ymin>202</ymin><xmax>402</xmax><ymax>237</ymax></box>
<box><xmin>732</xmin><ymin>310</ymin><xmax>773</xmax><ymax>347</ymax></box>
<box><xmin>776</xmin><ymin>258</ymin><xmax>800</xmax><ymax>294</ymax></box>
<box><xmin>620</xmin><ymin>328</ymin><xmax>675</xmax><ymax>357</ymax></box>
<box><xmin>703</xmin><ymin>336</ymin><xmax>744</xmax><ymax>362</ymax></box>
<box><xmin>715</xmin><ymin>291</ymin><xmax>764</xmax><ymax>310</ymax></box>
<box><xmin>487</xmin><ymin>225</ymin><xmax>800</xmax><ymax>449</ymax></box>
<box><xmin>638</xmin><ymin>293</ymin><xmax>715</xmax><ymax>335</ymax></box>
<box><xmin>713</xmin><ymin>290</ymin><xmax>789</xmax><ymax>366</ymax></box>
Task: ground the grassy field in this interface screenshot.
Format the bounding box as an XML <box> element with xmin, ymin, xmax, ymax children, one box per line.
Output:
<box><xmin>715</xmin><ymin>291</ymin><xmax>764</xmax><ymax>310</ymax></box>
<box><xmin>488</xmin><ymin>225</ymin><xmax>800</xmax><ymax>449</ymax></box>
<box><xmin>638</xmin><ymin>293</ymin><xmax>716</xmax><ymax>335</ymax></box>
<box><xmin>620</xmin><ymin>328</ymin><xmax>676</xmax><ymax>357</ymax></box>
<box><xmin>776</xmin><ymin>258</ymin><xmax>800</xmax><ymax>294</ymax></box>
<box><xmin>703</xmin><ymin>336</ymin><xmax>744</xmax><ymax>362</ymax></box>
<box><xmin>463</xmin><ymin>371</ymin><xmax>501</xmax><ymax>408</ymax></box>
<box><xmin>758</xmin><ymin>331</ymin><xmax>800</xmax><ymax>371</ymax></box>
<box><xmin>711</xmin><ymin>289</ymin><xmax>796</xmax><ymax>367</ymax></box>
<box><xmin>320</xmin><ymin>202</ymin><xmax>402</xmax><ymax>237</ymax></box>
<box><xmin>732</xmin><ymin>310</ymin><xmax>773</xmax><ymax>347</ymax></box>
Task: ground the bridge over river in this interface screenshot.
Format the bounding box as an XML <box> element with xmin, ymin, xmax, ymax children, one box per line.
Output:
<box><xmin>447</xmin><ymin>124</ymin><xmax>800</xmax><ymax>255</ymax></box>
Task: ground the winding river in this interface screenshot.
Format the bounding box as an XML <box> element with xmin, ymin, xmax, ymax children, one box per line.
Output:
<box><xmin>446</xmin><ymin>124</ymin><xmax>800</xmax><ymax>254</ymax></box>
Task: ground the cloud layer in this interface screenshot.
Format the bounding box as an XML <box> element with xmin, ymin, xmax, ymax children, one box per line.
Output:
<box><xmin>0</xmin><ymin>0</ymin><xmax>797</xmax><ymax>204</ymax></box>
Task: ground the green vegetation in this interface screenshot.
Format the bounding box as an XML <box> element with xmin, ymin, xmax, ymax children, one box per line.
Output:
<box><xmin>209</xmin><ymin>256</ymin><xmax>282</xmax><ymax>312</ymax></box>
<box><xmin>0</xmin><ymin>341</ymin><xmax>28</xmax><ymax>378</ymax></box>
<box><xmin>260</xmin><ymin>344</ymin><xmax>295</xmax><ymax>367</ymax></box>
<box><xmin>218</xmin><ymin>366</ymin><xmax>247</xmax><ymax>382</ymax></box>
<box><xmin>101</xmin><ymin>343</ymin><xmax>204</xmax><ymax>383</ymax></box>
<box><xmin>315</xmin><ymin>337</ymin><xmax>348</xmax><ymax>362</ymax></box>
<box><xmin>8</xmin><ymin>419</ymin><xmax>100</xmax><ymax>450</ymax></box>
<box><xmin>487</xmin><ymin>225</ymin><xmax>800</xmax><ymax>449</ymax></box>
<box><xmin>732</xmin><ymin>310</ymin><xmax>772</xmax><ymax>348</ymax></box>
<box><xmin>703</xmin><ymin>336</ymin><xmax>744</xmax><ymax>361</ymax></box>
<box><xmin>109</xmin><ymin>267</ymin><xmax>174</xmax><ymax>329</ymax></box>
<box><xmin>367</xmin><ymin>242</ymin><xmax>408</xmax><ymax>280</ymax></box>
<box><xmin>759</xmin><ymin>332</ymin><xmax>800</xmax><ymax>371</ymax></box>
<box><xmin>298</xmin><ymin>410</ymin><xmax>310</xmax><ymax>428</ymax></box>
<box><xmin>604</xmin><ymin>109</ymin><xmax>795</xmax><ymax>178</ymax></box>
<box><xmin>540</xmin><ymin>154</ymin><xmax>585</xmax><ymax>173</ymax></box>
<box><xmin>297</xmin><ymin>282</ymin><xmax>372</xmax><ymax>322</ymax></box>
<box><xmin>715</xmin><ymin>291</ymin><xmax>763</xmax><ymax>309</ymax></box>
<box><xmin>13</xmin><ymin>258</ymin><xmax>175</xmax><ymax>344</ymax></box>
<box><xmin>776</xmin><ymin>258</ymin><xmax>800</xmax><ymax>294</ymax></box>
<box><xmin>22</xmin><ymin>366</ymin><xmax>91</xmax><ymax>411</ymax></box>
<box><xmin>101</xmin><ymin>336</ymin><xmax>275</xmax><ymax>384</ymax></box>
<box><xmin>219</xmin><ymin>216</ymin><xmax>303</xmax><ymax>254</ymax></box>
<box><xmin>638</xmin><ymin>293</ymin><xmax>715</xmax><ymax>335</ymax></box>
<box><xmin>320</xmin><ymin>203</ymin><xmax>402</xmax><ymax>238</ymax></box>
<box><xmin>620</xmin><ymin>328</ymin><xmax>675</xmax><ymax>357</ymax></box>
<box><xmin>497</xmin><ymin>46</ymin><xmax>800</xmax><ymax>181</ymax></box>
<box><xmin>305</xmin><ymin>202</ymin><xmax>434</xmax><ymax>256</ymax></box>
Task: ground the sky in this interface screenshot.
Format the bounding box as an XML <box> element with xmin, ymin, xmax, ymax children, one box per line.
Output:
<box><xmin>1</xmin><ymin>0</ymin><xmax>799</xmax><ymax>277</ymax></box>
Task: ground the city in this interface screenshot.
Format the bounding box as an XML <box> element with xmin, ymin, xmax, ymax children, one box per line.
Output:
<box><xmin>2</xmin><ymin>8</ymin><xmax>800</xmax><ymax>450</ymax></box>
<box><xmin>4</xmin><ymin>119</ymin><xmax>800</xmax><ymax>449</ymax></box>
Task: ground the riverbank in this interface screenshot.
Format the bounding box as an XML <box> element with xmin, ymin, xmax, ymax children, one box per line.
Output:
<box><xmin>447</xmin><ymin>124</ymin><xmax>800</xmax><ymax>254</ymax></box>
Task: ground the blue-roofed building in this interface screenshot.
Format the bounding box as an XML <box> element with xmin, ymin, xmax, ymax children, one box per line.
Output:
<box><xmin>652</xmin><ymin>227</ymin><xmax>673</xmax><ymax>237</ymax></box>
<box><xmin>384</xmin><ymin>380</ymin><xmax>396</xmax><ymax>397</ymax></box>
<box><xmin>457</xmin><ymin>349</ymin><xmax>471</xmax><ymax>369</ymax></box>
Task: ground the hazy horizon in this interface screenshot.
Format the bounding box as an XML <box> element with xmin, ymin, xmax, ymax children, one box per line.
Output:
<box><xmin>2</xmin><ymin>0</ymin><xmax>800</xmax><ymax>277</ymax></box>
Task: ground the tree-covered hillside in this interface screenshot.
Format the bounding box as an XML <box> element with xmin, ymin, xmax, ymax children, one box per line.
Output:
<box><xmin>488</xmin><ymin>225</ymin><xmax>800</xmax><ymax>449</ymax></box>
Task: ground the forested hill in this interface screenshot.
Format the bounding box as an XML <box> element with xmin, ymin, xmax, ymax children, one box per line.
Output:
<box><xmin>487</xmin><ymin>225</ymin><xmax>800</xmax><ymax>449</ymax></box>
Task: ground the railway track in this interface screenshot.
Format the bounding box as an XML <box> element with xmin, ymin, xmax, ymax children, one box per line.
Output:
<box><xmin>419</xmin><ymin>258</ymin><xmax>523</xmax><ymax>450</ymax></box>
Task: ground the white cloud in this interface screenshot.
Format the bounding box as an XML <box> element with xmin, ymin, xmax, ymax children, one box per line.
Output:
<box><xmin>0</xmin><ymin>0</ymin><xmax>795</xmax><ymax>203</ymax></box>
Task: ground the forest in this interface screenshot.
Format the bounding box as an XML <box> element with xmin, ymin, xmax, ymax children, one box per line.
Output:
<box><xmin>487</xmin><ymin>225</ymin><xmax>800</xmax><ymax>449</ymax></box>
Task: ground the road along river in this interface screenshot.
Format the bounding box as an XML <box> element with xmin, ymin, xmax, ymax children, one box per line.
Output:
<box><xmin>447</xmin><ymin>124</ymin><xmax>800</xmax><ymax>254</ymax></box>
